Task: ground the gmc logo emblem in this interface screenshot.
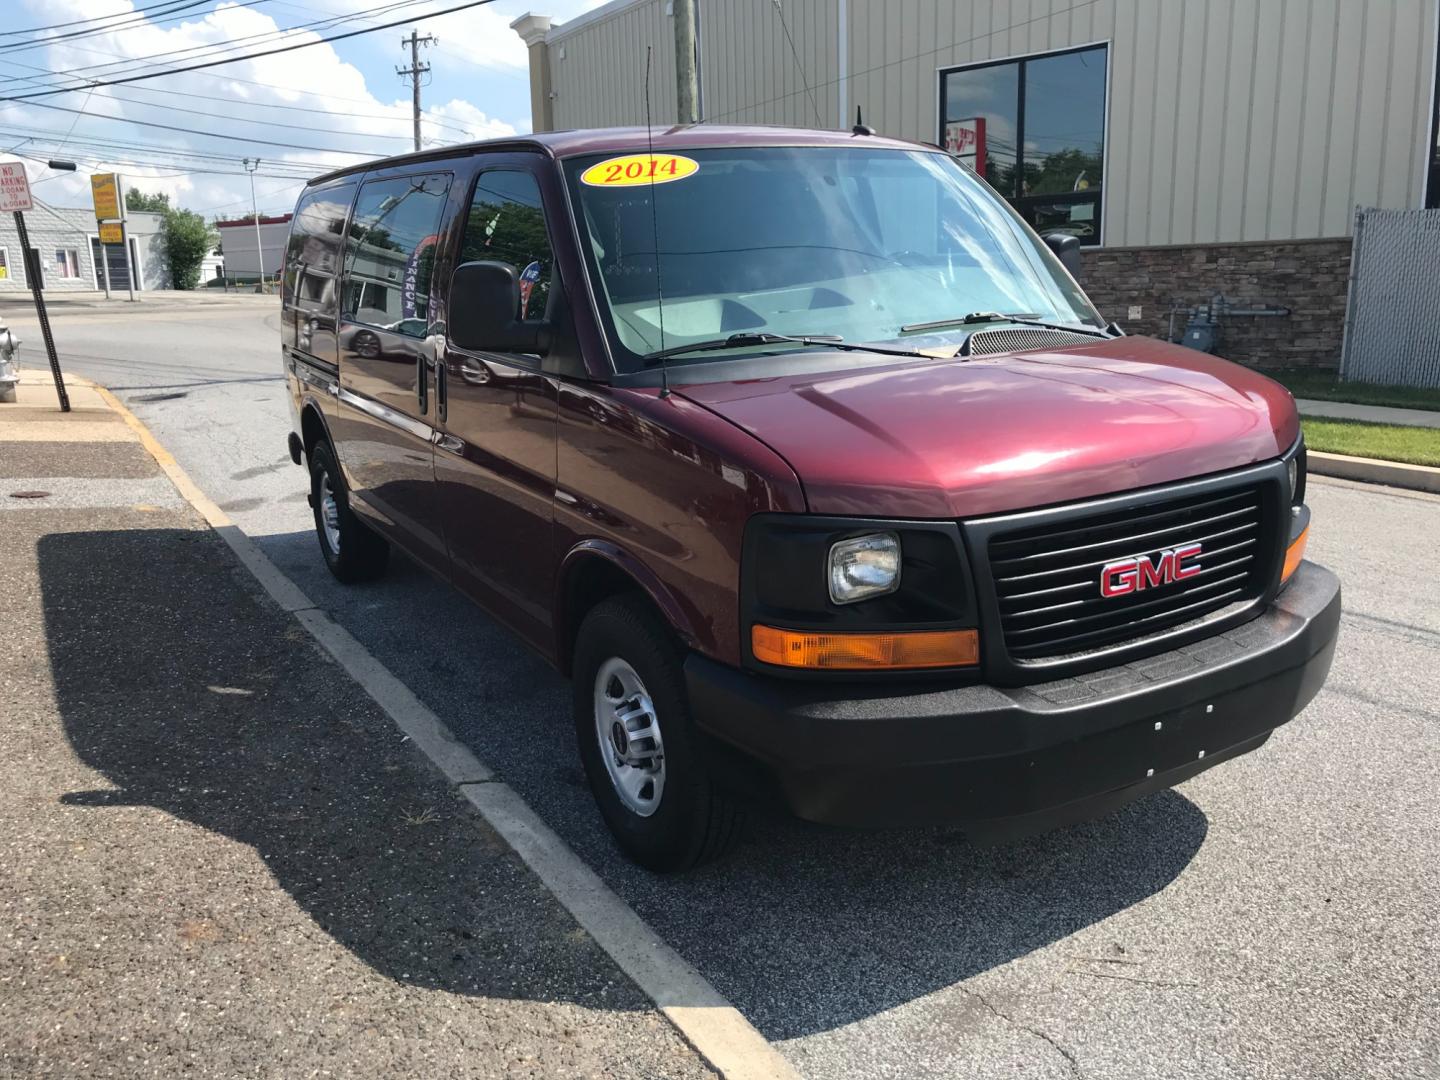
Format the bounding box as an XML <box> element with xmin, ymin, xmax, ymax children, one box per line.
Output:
<box><xmin>1100</xmin><ymin>543</ymin><xmax>1203</xmax><ymax>598</ymax></box>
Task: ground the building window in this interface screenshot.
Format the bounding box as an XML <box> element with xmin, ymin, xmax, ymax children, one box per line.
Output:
<box><xmin>941</xmin><ymin>44</ymin><xmax>1107</xmax><ymax>245</ymax></box>
<box><xmin>55</xmin><ymin>249</ymin><xmax>80</xmax><ymax>279</ymax></box>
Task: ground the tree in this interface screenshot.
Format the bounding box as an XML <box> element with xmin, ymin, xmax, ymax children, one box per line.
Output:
<box><xmin>125</xmin><ymin>188</ymin><xmax>171</xmax><ymax>213</ymax></box>
<box><xmin>162</xmin><ymin>208</ymin><xmax>217</xmax><ymax>290</ymax></box>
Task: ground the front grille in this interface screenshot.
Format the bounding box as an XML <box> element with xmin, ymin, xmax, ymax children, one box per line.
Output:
<box><xmin>987</xmin><ymin>484</ymin><xmax>1271</xmax><ymax>661</ymax></box>
<box><xmin>964</xmin><ymin>327</ymin><xmax>1101</xmax><ymax>355</ymax></box>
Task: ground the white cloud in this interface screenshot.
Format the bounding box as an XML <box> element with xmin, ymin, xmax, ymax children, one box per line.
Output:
<box><xmin>1</xmin><ymin>0</ymin><xmax>526</xmax><ymax>217</ymax></box>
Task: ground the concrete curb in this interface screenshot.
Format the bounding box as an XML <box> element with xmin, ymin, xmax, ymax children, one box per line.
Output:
<box><xmin>84</xmin><ymin>376</ymin><xmax>801</xmax><ymax>1080</ymax></box>
<box><xmin>1308</xmin><ymin>450</ymin><xmax>1440</xmax><ymax>494</ymax></box>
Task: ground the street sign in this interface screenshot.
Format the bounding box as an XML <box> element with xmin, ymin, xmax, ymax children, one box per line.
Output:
<box><xmin>0</xmin><ymin>162</ymin><xmax>33</xmax><ymax>212</ymax></box>
<box><xmin>91</xmin><ymin>172</ymin><xmax>123</xmax><ymax>220</ymax></box>
<box><xmin>98</xmin><ymin>221</ymin><xmax>124</xmax><ymax>244</ymax></box>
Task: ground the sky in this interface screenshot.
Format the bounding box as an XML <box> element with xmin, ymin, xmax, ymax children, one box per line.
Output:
<box><xmin>0</xmin><ymin>0</ymin><xmax>608</xmax><ymax>220</ymax></box>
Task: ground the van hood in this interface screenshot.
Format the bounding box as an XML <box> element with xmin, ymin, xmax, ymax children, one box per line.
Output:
<box><xmin>676</xmin><ymin>336</ymin><xmax>1300</xmax><ymax>519</ymax></box>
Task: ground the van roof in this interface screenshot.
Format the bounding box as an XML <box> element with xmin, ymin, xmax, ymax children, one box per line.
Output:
<box><xmin>308</xmin><ymin>124</ymin><xmax>934</xmax><ymax>185</ymax></box>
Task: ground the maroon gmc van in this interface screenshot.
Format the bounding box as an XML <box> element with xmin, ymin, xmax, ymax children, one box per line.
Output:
<box><xmin>281</xmin><ymin>126</ymin><xmax>1340</xmax><ymax>870</ymax></box>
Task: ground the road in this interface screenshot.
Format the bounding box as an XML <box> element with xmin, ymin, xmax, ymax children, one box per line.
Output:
<box><xmin>10</xmin><ymin>298</ymin><xmax>1438</xmax><ymax>1079</ymax></box>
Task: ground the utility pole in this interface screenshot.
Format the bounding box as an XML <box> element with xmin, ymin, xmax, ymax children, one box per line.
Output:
<box><xmin>242</xmin><ymin>157</ymin><xmax>265</xmax><ymax>290</ymax></box>
<box><xmin>398</xmin><ymin>30</ymin><xmax>437</xmax><ymax>152</ymax></box>
<box><xmin>674</xmin><ymin>0</ymin><xmax>699</xmax><ymax>124</ymax></box>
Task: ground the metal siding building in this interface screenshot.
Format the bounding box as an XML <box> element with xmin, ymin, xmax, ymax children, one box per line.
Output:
<box><xmin>514</xmin><ymin>0</ymin><xmax>1440</xmax><ymax>367</ymax></box>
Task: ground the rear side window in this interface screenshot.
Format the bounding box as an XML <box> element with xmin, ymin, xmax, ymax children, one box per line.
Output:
<box><xmin>341</xmin><ymin>173</ymin><xmax>452</xmax><ymax>338</ymax></box>
<box><xmin>461</xmin><ymin>170</ymin><xmax>553</xmax><ymax>321</ymax></box>
<box><xmin>282</xmin><ymin>181</ymin><xmax>356</xmax><ymax>350</ymax></box>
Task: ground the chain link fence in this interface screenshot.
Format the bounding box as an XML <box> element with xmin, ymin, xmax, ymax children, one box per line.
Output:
<box><xmin>1340</xmin><ymin>207</ymin><xmax>1440</xmax><ymax>389</ymax></box>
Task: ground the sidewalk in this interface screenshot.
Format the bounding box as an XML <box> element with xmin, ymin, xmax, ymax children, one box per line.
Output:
<box><xmin>0</xmin><ymin>372</ymin><xmax>712</xmax><ymax>1079</ymax></box>
<box><xmin>0</xmin><ymin>290</ymin><xmax>278</xmax><ymax>315</ymax></box>
<box><xmin>1295</xmin><ymin>397</ymin><xmax>1440</xmax><ymax>429</ymax></box>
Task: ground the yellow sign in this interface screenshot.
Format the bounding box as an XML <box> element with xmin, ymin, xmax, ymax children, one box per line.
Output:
<box><xmin>91</xmin><ymin>173</ymin><xmax>122</xmax><ymax>221</ymax></box>
<box><xmin>99</xmin><ymin>221</ymin><xmax>124</xmax><ymax>244</ymax></box>
<box><xmin>580</xmin><ymin>153</ymin><xmax>698</xmax><ymax>187</ymax></box>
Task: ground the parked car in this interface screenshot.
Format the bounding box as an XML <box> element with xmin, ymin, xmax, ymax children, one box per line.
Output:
<box><xmin>280</xmin><ymin>126</ymin><xmax>1340</xmax><ymax>871</ymax></box>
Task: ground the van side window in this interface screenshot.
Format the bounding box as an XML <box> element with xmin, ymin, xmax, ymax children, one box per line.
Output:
<box><xmin>460</xmin><ymin>170</ymin><xmax>552</xmax><ymax>321</ymax></box>
<box><xmin>282</xmin><ymin>180</ymin><xmax>355</xmax><ymax>354</ymax></box>
<box><xmin>342</xmin><ymin>173</ymin><xmax>452</xmax><ymax>338</ymax></box>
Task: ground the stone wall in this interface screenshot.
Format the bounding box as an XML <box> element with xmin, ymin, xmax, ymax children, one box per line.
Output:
<box><xmin>1076</xmin><ymin>237</ymin><xmax>1353</xmax><ymax>370</ymax></box>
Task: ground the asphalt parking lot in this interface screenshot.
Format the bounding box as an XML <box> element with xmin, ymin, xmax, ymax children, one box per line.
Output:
<box><xmin>6</xmin><ymin>298</ymin><xmax>1438</xmax><ymax>1079</ymax></box>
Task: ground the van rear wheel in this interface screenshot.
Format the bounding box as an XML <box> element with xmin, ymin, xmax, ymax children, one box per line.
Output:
<box><xmin>573</xmin><ymin>596</ymin><xmax>742</xmax><ymax>871</ymax></box>
<box><xmin>309</xmin><ymin>441</ymin><xmax>389</xmax><ymax>583</ymax></box>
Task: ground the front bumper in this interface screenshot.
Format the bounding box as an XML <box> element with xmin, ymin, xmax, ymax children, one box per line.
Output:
<box><xmin>686</xmin><ymin>561</ymin><xmax>1340</xmax><ymax>837</ymax></box>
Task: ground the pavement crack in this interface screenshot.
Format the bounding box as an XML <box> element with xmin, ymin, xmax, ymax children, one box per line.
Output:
<box><xmin>1065</xmin><ymin>967</ymin><xmax>1198</xmax><ymax>989</ymax></box>
<box><xmin>962</xmin><ymin>986</ymin><xmax>1083</xmax><ymax>1079</ymax></box>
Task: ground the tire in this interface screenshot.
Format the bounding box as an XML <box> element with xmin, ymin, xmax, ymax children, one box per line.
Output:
<box><xmin>573</xmin><ymin>596</ymin><xmax>742</xmax><ymax>871</ymax></box>
<box><xmin>309</xmin><ymin>440</ymin><xmax>389</xmax><ymax>584</ymax></box>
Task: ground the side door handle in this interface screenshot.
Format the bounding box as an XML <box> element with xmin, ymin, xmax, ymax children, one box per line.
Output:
<box><xmin>459</xmin><ymin>359</ymin><xmax>491</xmax><ymax>386</ymax></box>
<box><xmin>434</xmin><ymin>355</ymin><xmax>447</xmax><ymax>424</ymax></box>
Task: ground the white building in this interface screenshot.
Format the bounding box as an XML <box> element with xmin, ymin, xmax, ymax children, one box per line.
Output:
<box><xmin>215</xmin><ymin>214</ymin><xmax>292</xmax><ymax>283</ymax></box>
<box><xmin>0</xmin><ymin>196</ymin><xmax>167</xmax><ymax>293</ymax></box>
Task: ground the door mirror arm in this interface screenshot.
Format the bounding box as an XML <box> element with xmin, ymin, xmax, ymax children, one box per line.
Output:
<box><xmin>449</xmin><ymin>260</ymin><xmax>552</xmax><ymax>356</ymax></box>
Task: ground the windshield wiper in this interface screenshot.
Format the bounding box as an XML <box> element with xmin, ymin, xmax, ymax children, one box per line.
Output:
<box><xmin>900</xmin><ymin>311</ymin><xmax>1112</xmax><ymax>338</ymax></box>
<box><xmin>642</xmin><ymin>332</ymin><xmax>932</xmax><ymax>367</ymax></box>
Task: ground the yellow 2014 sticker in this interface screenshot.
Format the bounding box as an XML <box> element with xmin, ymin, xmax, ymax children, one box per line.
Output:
<box><xmin>580</xmin><ymin>153</ymin><xmax>699</xmax><ymax>187</ymax></box>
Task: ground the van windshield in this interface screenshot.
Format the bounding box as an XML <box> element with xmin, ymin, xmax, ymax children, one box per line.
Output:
<box><xmin>564</xmin><ymin>145</ymin><xmax>1101</xmax><ymax>372</ymax></box>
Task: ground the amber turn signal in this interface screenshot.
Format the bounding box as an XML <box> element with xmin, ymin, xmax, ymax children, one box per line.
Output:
<box><xmin>751</xmin><ymin>625</ymin><xmax>980</xmax><ymax>670</ymax></box>
<box><xmin>1281</xmin><ymin>525</ymin><xmax>1309</xmax><ymax>583</ymax></box>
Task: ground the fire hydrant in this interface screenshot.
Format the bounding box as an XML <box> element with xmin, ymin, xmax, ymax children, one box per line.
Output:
<box><xmin>0</xmin><ymin>319</ymin><xmax>20</xmax><ymax>404</ymax></box>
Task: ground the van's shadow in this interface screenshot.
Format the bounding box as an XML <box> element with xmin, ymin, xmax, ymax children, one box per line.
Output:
<box><xmin>44</xmin><ymin>526</ymin><xmax>1207</xmax><ymax>1038</ymax></box>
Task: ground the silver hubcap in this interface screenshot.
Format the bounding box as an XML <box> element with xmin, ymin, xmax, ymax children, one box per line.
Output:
<box><xmin>594</xmin><ymin>657</ymin><xmax>665</xmax><ymax>817</ymax></box>
<box><xmin>320</xmin><ymin>471</ymin><xmax>341</xmax><ymax>554</ymax></box>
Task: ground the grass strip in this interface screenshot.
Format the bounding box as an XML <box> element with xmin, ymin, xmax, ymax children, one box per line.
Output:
<box><xmin>1270</xmin><ymin>369</ymin><xmax>1440</xmax><ymax>413</ymax></box>
<box><xmin>1301</xmin><ymin>416</ymin><xmax>1440</xmax><ymax>468</ymax></box>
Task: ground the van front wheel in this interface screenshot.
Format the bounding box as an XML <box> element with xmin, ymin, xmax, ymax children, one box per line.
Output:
<box><xmin>573</xmin><ymin>596</ymin><xmax>742</xmax><ymax>871</ymax></box>
<box><xmin>309</xmin><ymin>441</ymin><xmax>388</xmax><ymax>583</ymax></box>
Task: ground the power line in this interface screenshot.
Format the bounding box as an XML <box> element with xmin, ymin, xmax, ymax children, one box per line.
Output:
<box><xmin>1</xmin><ymin>0</ymin><xmax>495</xmax><ymax>102</ymax></box>
<box><xmin>0</xmin><ymin>0</ymin><xmax>498</xmax><ymax>102</ymax></box>
<box><xmin>31</xmin><ymin>88</ymin><xmax>422</xmax><ymax>142</ymax></box>
<box><xmin>771</xmin><ymin>0</ymin><xmax>822</xmax><ymax>128</ymax></box>
<box><xmin>16</xmin><ymin>99</ymin><xmax>387</xmax><ymax>156</ymax></box>
<box><xmin>0</xmin><ymin>123</ymin><xmax>329</xmax><ymax>172</ymax></box>
<box><xmin>0</xmin><ymin>55</ymin><xmax>476</xmax><ymax>136</ymax></box>
<box><xmin>194</xmin><ymin>180</ymin><xmax>308</xmax><ymax>213</ymax></box>
<box><xmin>3</xmin><ymin>144</ymin><xmax>302</xmax><ymax>184</ymax></box>
<box><xmin>0</xmin><ymin>0</ymin><xmax>219</xmax><ymax>40</ymax></box>
<box><xmin>267</xmin><ymin>0</ymin><xmax>527</xmax><ymax>84</ymax></box>
<box><xmin>1</xmin><ymin>0</ymin><xmax>429</xmax><ymax>75</ymax></box>
<box><xmin>0</xmin><ymin>1</ymin><xmax>269</xmax><ymax>57</ymax></box>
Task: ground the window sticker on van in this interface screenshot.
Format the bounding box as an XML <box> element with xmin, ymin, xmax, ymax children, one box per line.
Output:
<box><xmin>580</xmin><ymin>153</ymin><xmax>698</xmax><ymax>187</ymax></box>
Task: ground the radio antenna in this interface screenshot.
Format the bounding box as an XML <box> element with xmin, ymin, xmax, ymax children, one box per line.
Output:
<box><xmin>644</xmin><ymin>45</ymin><xmax>671</xmax><ymax>398</ymax></box>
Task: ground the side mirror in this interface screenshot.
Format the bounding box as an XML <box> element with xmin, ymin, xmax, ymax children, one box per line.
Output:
<box><xmin>449</xmin><ymin>260</ymin><xmax>549</xmax><ymax>354</ymax></box>
<box><xmin>1042</xmin><ymin>231</ymin><xmax>1082</xmax><ymax>277</ymax></box>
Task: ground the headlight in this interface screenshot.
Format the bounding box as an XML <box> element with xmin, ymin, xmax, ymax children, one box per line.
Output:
<box><xmin>1286</xmin><ymin>457</ymin><xmax>1298</xmax><ymax>503</ymax></box>
<box><xmin>828</xmin><ymin>532</ymin><xmax>901</xmax><ymax>604</ymax></box>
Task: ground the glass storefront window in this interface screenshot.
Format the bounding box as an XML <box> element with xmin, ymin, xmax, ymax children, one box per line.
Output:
<box><xmin>941</xmin><ymin>45</ymin><xmax>1107</xmax><ymax>245</ymax></box>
